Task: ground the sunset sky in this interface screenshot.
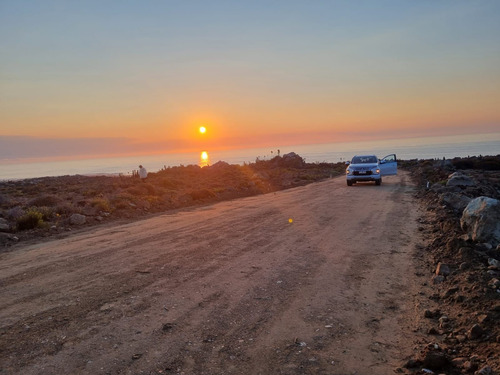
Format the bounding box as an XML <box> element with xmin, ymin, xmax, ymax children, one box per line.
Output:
<box><xmin>1</xmin><ymin>1</ymin><xmax>499</xmax><ymax>160</ymax></box>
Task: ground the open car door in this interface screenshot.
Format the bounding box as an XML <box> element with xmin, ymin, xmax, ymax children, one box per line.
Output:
<box><xmin>379</xmin><ymin>154</ymin><xmax>397</xmax><ymax>176</ymax></box>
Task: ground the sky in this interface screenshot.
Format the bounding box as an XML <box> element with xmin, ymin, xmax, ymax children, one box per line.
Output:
<box><xmin>1</xmin><ymin>0</ymin><xmax>499</xmax><ymax>161</ymax></box>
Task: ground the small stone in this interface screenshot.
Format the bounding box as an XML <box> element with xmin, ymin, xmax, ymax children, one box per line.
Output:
<box><xmin>421</xmin><ymin>350</ymin><xmax>449</xmax><ymax>370</ymax></box>
<box><xmin>488</xmin><ymin>258</ymin><xmax>500</xmax><ymax>269</ymax></box>
<box><xmin>403</xmin><ymin>358</ymin><xmax>421</xmax><ymax>368</ymax></box>
<box><xmin>424</xmin><ymin>309</ymin><xmax>440</xmax><ymax>318</ymax></box>
<box><xmin>459</xmin><ymin>262</ymin><xmax>470</xmax><ymax>270</ymax></box>
<box><xmin>467</xmin><ymin>324</ymin><xmax>484</xmax><ymax>340</ymax></box>
<box><xmin>162</xmin><ymin>323</ymin><xmax>174</xmax><ymax>331</ymax></box>
<box><xmin>489</xmin><ymin>278</ymin><xmax>500</xmax><ymax>289</ymax></box>
<box><xmin>435</xmin><ymin>263</ymin><xmax>451</xmax><ymax>276</ymax></box>
<box><xmin>0</xmin><ymin>223</ymin><xmax>10</xmax><ymax>232</ymax></box>
<box><xmin>428</xmin><ymin>327</ymin><xmax>440</xmax><ymax>335</ymax></box>
<box><xmin>438</xmin><ymin>315</ymin><xmax>449</xmax><ymax>323</ymax></box>
<box><xmin>432</xmin><ymin>275</ymin><xmax>445</xmax><ymax>284</ymax></box>
<box><xmin>443</xmin><ymin>287</ymin><xmax>458</xmax><ymax>298</ymax></box>
<box><xmin>451</xmin><ymin>357</ymin><xmax>467</xmax><ymax>367</ymax></box>
<box><xmin>464</xmin><ymin>361</ymin><xmax>478</xmax><ymax>371</ymax></box>
<box><xmin>475</xmin><ymin>366</ymin><xmax>493</xmax><ymax>375</ymax></box>
<box><xmin>456</xmin><ymin>334</ymin><xmax>467</xmax><ymax>343</ymax></box>
<box><xmin>477</xmin><ymin>314</ymin><xmax>490</xmax><ymax>324</ymax></box>
<box><xmin>482</xmin><ymin>243</ymin><xmax>494</xmax><ymax>251</ymax></box>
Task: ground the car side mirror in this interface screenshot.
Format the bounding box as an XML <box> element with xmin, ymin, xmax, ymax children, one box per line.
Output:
<box><xmin>345</xmin><ymin>161</ymin><xmax>350</xmax><ymax>165</ymax></box>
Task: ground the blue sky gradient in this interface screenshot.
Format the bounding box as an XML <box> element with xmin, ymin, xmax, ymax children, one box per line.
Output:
<box><xmin>1</xmin><ymin>1</ymin><xmax>499</xmax><ymax>159</ymax></box>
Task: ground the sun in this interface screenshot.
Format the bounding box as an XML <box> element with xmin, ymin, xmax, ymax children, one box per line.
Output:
<box><xmin>199</xmin><ymin>126</ymin><xmax>206</xmax><ymax>134</ymax></box>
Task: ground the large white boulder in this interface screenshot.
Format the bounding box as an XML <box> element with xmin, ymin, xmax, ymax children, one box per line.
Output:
<box><xmin>461</xmin><ymin>197</ymin><xmax>500</xmax><ymax>246</ymax></box>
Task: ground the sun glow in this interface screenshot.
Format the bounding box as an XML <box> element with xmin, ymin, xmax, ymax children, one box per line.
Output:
<box><xmin>200</xmin><ymin>151</ymin><xmax>210</xmax><ymax>167</ymax></box>
<box><xmin>199</xmin><ymin>126</ymin><xmax>206</xmax><ymax>134</ymax></box>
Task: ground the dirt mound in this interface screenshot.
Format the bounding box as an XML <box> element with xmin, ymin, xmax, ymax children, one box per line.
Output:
<box><xmin>403</xmin><ymin>156</ymin><xmax>500</xmax><ymax>374</ymax></box>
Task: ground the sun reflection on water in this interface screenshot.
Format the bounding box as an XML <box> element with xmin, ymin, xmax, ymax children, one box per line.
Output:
<box><xmin>200</xmin><ymin>151</ymin><xmax>210</xmax><ymax>167</ymax></box>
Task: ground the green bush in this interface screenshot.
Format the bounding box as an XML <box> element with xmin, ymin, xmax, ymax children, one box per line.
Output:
<box><xmin>16</xmin><ymin>208</ymin><xmax>44</xmax><ymax>230</ymax></box>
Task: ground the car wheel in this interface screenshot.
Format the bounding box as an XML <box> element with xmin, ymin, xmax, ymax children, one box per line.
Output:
<box><xmin>375</xmin><ymin>179</ymin><xmax>381</xmax><ymax>186</ymax></box>
<box><xmin>347</xmin><ymin>180</ymin><xmax>353</xmax><ymax>186</ymax></box>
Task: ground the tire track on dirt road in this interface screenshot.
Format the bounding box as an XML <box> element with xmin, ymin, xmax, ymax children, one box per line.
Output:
<box><xmin>0</xmin><ymin>171</ymin><xmax>424</xmax><ymax>374</ymax></box>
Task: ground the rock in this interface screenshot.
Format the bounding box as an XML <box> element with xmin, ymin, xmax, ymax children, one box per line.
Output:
<box><xmin>0</xmin><ymin>223</ymin><xmax>10</xmax><ymax>232</ymax></box>
<box><xmin>475</xmin><ymin>366</ymin><xmax>493</xmax><ymax>375</ymax></box>
<box><xmin>482</xmin><ymin>243</ymin><xmax>494</xmax><ymax>250</ymax></box>
<box><xmin>424</xmin><ymin>309</ymin><xmax>440</xmax><ymax>318</ymax></box>
<box><xmin>477</xmin><ymin>314</ymin><xmax>491</xmax><ymax>324</ymax></box>
<box><xmin>488</xmin><ymin>278</ymin><xmax>500</xmax><ymax>289</ymax></box>
<box><xmin>420</xmin><ymin>349</ymin><xmax>449</xmax><ymax>370</ymax></box>
<box><xmin>441</xmin><ymin>192</ymin><xmax>472</xmax><ymax>213</ymax></box>
<box><xmin>447</xmin><ymin>172</ymin><xmax>475</xmax><ymax>187</ymax></box>
<box><xmin>438</xmin><ymin>316</ymin><xmax>449</xmax><ymax>329</ymax></box>
<box><xmin>0</xmin><ymin>232</ymin><xmax>18</xmax><ymax>242</ymax></box>
<box><xmin>435</xmin><ymin>263</ymin><xmax>451</xmax><ymax>276</ymax></box>
<box><xmin>427</xmin><ymin>327</ymin><xmax>440</xmax><ymax>335</ymax></box>
<box><xmin>488</xmin><ymin>258</ymin><xmax>500</xmax><ymax>269</ymax></box>
<box><xmin>451</xmin><ymin>357</ymin><xmax>468</xmax><ymax>368</ymax></box>
<box><xmin>403</xmin><ymin>358</ymin><xmax>421</xmax><ymax>368</ymax></box>
<box><xmin>432</xmin><ymin>275</ymin><xmax>445</xmax><ymax>284</ymax></box>
<box><xmin>69</xmin><ymin>214</ymin><xmax>86</xmax><ymax>225</ymax></box>
<box><xmin>467</xmin><ymin>324</ymin><xmax>484</xmax><ymax>340</ymax></box>
<box><xmin>487</xmin><ymin>270</ymin><xmax>500</xmax><ymax>277</ymax></box>
<box><xmin>443</xmin><ymin>287</ymin><xmax>458</xmax><ymax>298</ymax></box>
<box><xmin>0</xmin><ymin>218</ymin><xmax>7</xmax><ymax>225</ymax></box>
<box><xmin>465</xmin><ymin>360</ymin><xmax>479</xmax><ymax>371</ymax></box>
<box><xmin>459</xmin><ymin>262</ymin><xmax>470</xmax><ymax>270</ymax></box>
<box><xmin>461</xmin><ymin>197</ymin><xmax>500</xmax><ymax>246</ymax></box>
<box><xmin>431</xmin><ymin>183</ymin><xmax>447</xmax><ymax>193</ymax></box>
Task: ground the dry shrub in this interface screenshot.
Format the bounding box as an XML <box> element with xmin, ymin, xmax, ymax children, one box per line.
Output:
<box><xmin>159</xmin><ymin>178</ymin><xmax>181</xmax><ymax>189</ymax></box>
<box><xmin>189</xmin><ymin>189</ymin><xmax>216</xmax><ymax>201</ymax></box>
<box><xmin>35</xmin><ymin>206</ymin><xmax>53</xmax><ymax>220</ymax></box>
<box><xmin>111</xmin><ymin>193</ymin><xmax>135</xmax><ymax>209</ymax></box>
<box><xmin>144</xmin><ymin>195</ymin><xmax>161</xmax><ymax>205</ymax></box>
<box><xmin>7</xmin><ymin>206</ymin><xmax>24</xmax><ymax>220</ymax></box>
<box><xmin>29</xmin><ymin>194</ymin><xmax>61</xmax><ymax>207</ymax></box>
<box><xmin>54</xmin><ymin>202</ymin><xmax>75</xmax><ymax>215</ymax></box>
<box><xmin>16</xmin><ymin>208</ymin><xmax>44</xmax><ymax>230</ymax></box>
<box><xmin>90</xmin><ymin>198</ymin><xmax>112</xmax><ymax>212</ymax></box>
<box><xmin>127</xmin><ymin>183</ymin><xmax>157</xmax><ymax>196</ymax></box>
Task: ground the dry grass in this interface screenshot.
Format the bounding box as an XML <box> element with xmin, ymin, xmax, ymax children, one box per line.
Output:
<box><xmin>0</xmin><ymin>155</ymin><xmax>345</xmax><ymax>242</ymax></box>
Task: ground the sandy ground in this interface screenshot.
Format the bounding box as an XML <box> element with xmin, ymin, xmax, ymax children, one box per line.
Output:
<box><xmin>0</xmin><ymin>172</ymin><xmax>425</xmax><ymax>375</ymax></box>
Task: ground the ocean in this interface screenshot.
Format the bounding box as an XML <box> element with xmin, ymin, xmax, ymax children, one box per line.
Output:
<box><xmin>1</xmin><ymin>133</ymin><xmax>499</xmax><ymax>181</ymax></box>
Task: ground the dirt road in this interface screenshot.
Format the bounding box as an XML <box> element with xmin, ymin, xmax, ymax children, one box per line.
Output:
<box><xmin>1</xmin><ymin>172</ymin><xmax>424</xmax><ymax>375</ymax></box>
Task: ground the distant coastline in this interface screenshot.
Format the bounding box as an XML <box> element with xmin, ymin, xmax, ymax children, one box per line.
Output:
<box><xmin>1</xmin><ymin>134</ymin><xmax>499</xmax><ymax>181</ymax></box>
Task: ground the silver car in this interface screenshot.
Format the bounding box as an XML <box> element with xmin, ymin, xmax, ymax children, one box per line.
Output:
<box><xmin>346</xmin><ymin>154</ymin><xmax>397</xmax><ymax>186</ymax></box>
